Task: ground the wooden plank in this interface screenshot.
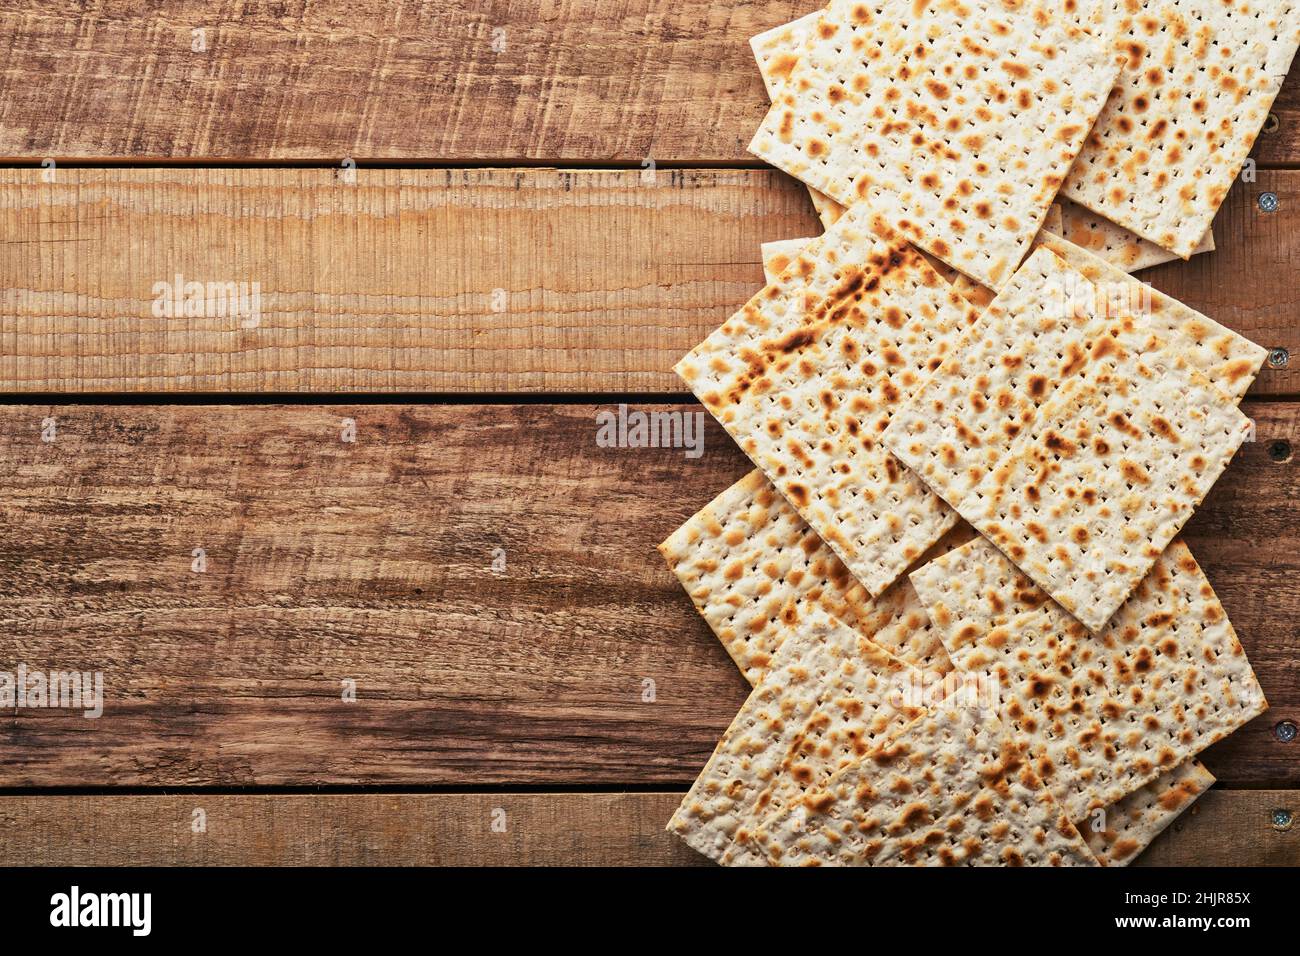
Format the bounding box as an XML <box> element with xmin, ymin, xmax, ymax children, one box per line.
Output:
<box><xmin>0</xmin><ymin>167</ymin><xmax>817</xmax><ymax>393</ymax></box>
<box><xmin>1</xmin><ymin>168</ymin><xmax>1296</xmax><ymax>395</ymax></box>
<box><xmin>1</xmin><ymin>2</ymin><xmax>1296</xmax><ymax>166</ymax></box>
<box><xmin>0</xmin><ymin>402</ymin><xmax>1294</xmax><ymax>788</ymax></box>
<box><xmin>0</xmin><ymin>790</ymin><xmax>1294</xmax><ymax>866</ymax></box>
<box><xmin>0</xmin><ymin>0</ymin><xmax>797</xmax><ymax>163</ymax></box>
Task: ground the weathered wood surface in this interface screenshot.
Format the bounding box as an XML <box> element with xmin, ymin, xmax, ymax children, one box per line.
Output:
<box><xmin>0</xmin><ymin>790</ymin><xmax>1294</xmax><ymax>866</ymax></box>
<box><xmin>0</xmin><ymin>2</ymin><xmax>1297</xmax><ymax>165</ymax></box>
<box><xmin>0</xmin><ymin>168</ymin><xmax>1296</xmax><ymax>394</ymax></box>
<box><xmin>0</xmin><ymin>402</ymin><xmax>1294</xmax><ymax>788</ymax></box>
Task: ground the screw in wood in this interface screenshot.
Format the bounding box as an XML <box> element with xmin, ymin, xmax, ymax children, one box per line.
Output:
<box><xmin>1263</xmin><ymin>113</ymin><xmax>1280</xmax><ymax>133</ymax></box>
<box><xmin>1268</xmin><ymin>346</ymin><xmax>1290</xmax><ymax>369</ymax></box>
<box><xmin>1276</xmin><ymin>719</ymin><xmax>1299</xmax><ymax>743</ymax></box>
<box><xmin>1269</xmin><ymin>440</ymin><xmax>1293</xmax><ymax>463</ymax></box>
<box><xmin>1272</xmin><ymin>809</ymin><xmax>1293</xmax><ymax>832</ymax></box>
<box><xmin>1258</xmin><ymin>192</ymin><xmax>1279</xmax><ymax>213</ymax></box>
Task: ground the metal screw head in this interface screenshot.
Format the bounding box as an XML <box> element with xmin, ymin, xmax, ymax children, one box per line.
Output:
<box><xmin>1276</xmin><ymin>719</ymin><xmax>1299</xmax><ymax>743</ymax></box>
<box><xmin>1268</xmin><ymin>346</ymin><xmax>1290</xmax><ymax>369</ymax></box>
<box><xmin>1263</xmin><ymin>112</ymin><xmax>1280</xmax><ymax>134</ymax></box>
<box><xmin>1269</xmin><ymin>440</ymin><xmax>1293</xmax><ymax>463</ymax></box>
<box><xmin>1272</xmin><ymin>808</ymin><xmax>1293</xmax><ymax>831</ymax></box>
<box><xmin>1259</xmin><ymin>191</ymin><xmax>1279</xmax><ymax>213</ymax></box>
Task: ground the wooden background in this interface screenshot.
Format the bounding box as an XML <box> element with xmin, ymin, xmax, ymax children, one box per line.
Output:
<box><xmin>0</xmin><ymin>1</ymin><xmax>1296</xmax><ymax>866</ymax></box>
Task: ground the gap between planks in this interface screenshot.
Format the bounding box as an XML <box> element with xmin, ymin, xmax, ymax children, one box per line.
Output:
<box><xmin>0</xmin><ymin>403</ymin><xmax>1294</xmax><ymax>789</ymax></box>
<box><xmin>0</xmin><ymin>791</ymin><xmax>1295</xmax><ymax>866</ymax></box>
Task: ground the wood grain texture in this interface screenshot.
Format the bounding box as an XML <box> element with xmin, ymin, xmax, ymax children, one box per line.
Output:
<box><xmin>0</xmin><ymin>0</ymin><xmax>795</xmax><ymax>162</ymax></box>
<box><xmin>0</xmin><ymin>168</ymin><xmax>1295</xmax><ymax>394</ymax></box>
<box><xmin>0</xmin><ymin>402</ymin><xmax>1294</xmax><ymax>788</ymax></box>
<box><xmin>0</xmin><ymin>790</ymin><xmax>1294</xmax><ymax>866</ymax></box>
<box><xmin>0</xmin><ymin>2</ymin><xmax>1295</xmax><ymax>165</ymax></box>
<box><xmin>0</xmin><ymin>167</ymin><xmax>818</xmax><ymax>392</ymax></box>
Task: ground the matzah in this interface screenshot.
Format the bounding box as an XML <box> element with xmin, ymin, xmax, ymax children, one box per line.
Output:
<box><xmin>1035</xmin><ymin>233</ymin><xmax>1265</xmax><ymax>400</ymax></box>
<box><xmin>750</xmin><ymin>10</ymin><xmax>846</xmax><ymax>230</ymax></box>
<box><xmin>666</xmin><ymin>610</ymin><xmax>926</xmax><ymax>864</ymax></box>
<box><xmin>883</xmin><ymin>245</ymin><xmax>1255</xmax><ymax>630</ymax></box>
<box><xmin>908</xmin><ymin>535</ymin><xmax>1266</xmax><ymax>822</ymax></box>
<box><xmin>660</xmin><ymin>468</ymin><xmax>976</xmax><ymax>684</ymax></box>
<box><xmin>761</xmin><ymin>237</ymin><xmax>817</xmax><ymax>284</ymax></box>
<box><xmin>907</xmin><ymin>532</ymin><xmax>1220</xmax><ymax>862</ymax></box>
<box><xmin>749</xmin><ymin>0</ymin><xmax>1121</xmax><ymax>287</ymax></box>
<box><xmin>1084</xmin><ymin>759</ymin><xmax>1215</xmax><ymax>866</ymax></box>
<box><xmin>659</xmin><ymin>469</ymin><xmax>880</xmax><ymax>684</ymax></box>
<box><xmin>1048</xmin><ymin>198</ymin><xmax>1215</xmax><ymax>273</ymax></box>
<box><xmin>744</xmin><ymin>705</ymin><xmax>1098</xmax><ymax>866</ymax></box>
<box><xmin>676</xmin><ymin>201</ymin><xmax>979</xmax><ymax>597</ymax></box>
<box><xmin>1062</xmin><ymin>1</ymin><xmax>1300</xmax><ymax>257</ymax></box>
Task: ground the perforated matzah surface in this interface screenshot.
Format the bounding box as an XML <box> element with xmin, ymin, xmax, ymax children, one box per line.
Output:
<box><xmin>743</xmin><ymin>705</ymin><xmax>1097</xmax><ymax>866</ymax></box>
<box><xmin>749</xmin><ymin>0</ymin><xmax>1120</xmax><ymax>287</ymax></box>
<box><xmin>676</xmin><ymin>202</ymin><xmax>980</xmax><ymax>597</ymax></box>
<box><xmin>883</xmin><ymin>245</ymin><xmax>1255</xmax><ymax>630</ymax></box>
<box><xmin>908</xmin><ymin>535</ymin><xmax>1266</xmax><ymax>821</ymax></box>
<box><xmin>666</xmin><ymin>611</ymin><xmax>925</xmax><ymax>864</ymax></box>
<box><xmin>1048</xmin><ymin>199</ymin><xmax>1215</xmax><ymax>273</ymax></box>
<box><xmin>660</xmin><ymin>469</ymin><xmax>971</xmax><ymax>686</ymax></box>
<box><xmin>1062</xmin><ymin>0</ymin><xmax>1300</xmax><ymax>257</ymax></box>
<box><xmin>750</xmin><ymin>10</ymin><xmax>846</xmax><ymax>230</ymax></box>
<box><xmin>1084</xmin><ymin>759</ymin><xmax>1215</xmax><ymax>866</ymax></box>
<box><xmin>1035</xmin><ymin>234</ymin><xmax>1265</xmax><ymax>400</ymax></box>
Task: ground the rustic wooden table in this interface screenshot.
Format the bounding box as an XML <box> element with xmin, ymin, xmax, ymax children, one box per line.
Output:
<box><xmin>0</xmin><ymin>1</ymin><xmax>1296</xmax><ymax>867</ymax></box>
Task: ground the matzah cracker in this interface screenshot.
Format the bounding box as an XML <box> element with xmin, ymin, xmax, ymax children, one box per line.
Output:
<box><xmin>750</xmin><ymin>10</ymin><xmax>846</xmax><ymax>230</ymax></box>
<box><xmin>908</xmin><ymin>535</ymin><xmax>1266</xmax><ymax>821</ymax></box>
<box><xmin>1048</xmin><ymin>198</ymin><xmax>1215</xmax><ymax>273</ymax></box>
<box><xmin>883</xmin><ymin>246</ymin><xmax>1255</xmax><ymax>629</ymax></box>
<box><xmin>1084</xmin><ymin>759</ymin><xmax>1215</xmax><ymax>866</ymax></box>
<box><xmin>659</xmin><ymin>469</ymin><xmax>878</xmax><ymax>684</ymax></box>
<box><xmin>761</xmin><ymin>237</ymin><xmax>817</xmax><ymax>284</ymax></box>
<box><xmin>744</xmin><ymin>705</ymin><xmax>1097</xmax><ymax>866</ymax></box>
<box><xmin>749</xmin><ymin>0</ymin><xmax>1121</xmax><ymax>287</ymax></box>
<box><xmin>666</xmin><ymin>610</ymin><xmax>925</xmax><ymax>864</ymax></box>
<box><xmin>907</xmin><ymin>532</ymin><xmax>1217</xmax><ymax>862</ymax></box>
<box><xmin>660</xmin><ymin>469</ymin><xmax>971</xmax><ymax>685</ymax></box>
<box><xmin>1062</xmin><ymin>0</ymin><xmax>1300</xmax><ymax>257</ymax></box>
<box><xmin>676</xmin><ymin>202</ymin><xmax>979</xmax><ymax>597</ymax></box>
<box><xmin>1035</xmin><ymin>233</ymin><xmax>1265</xmax><ymax>400</ymax></box>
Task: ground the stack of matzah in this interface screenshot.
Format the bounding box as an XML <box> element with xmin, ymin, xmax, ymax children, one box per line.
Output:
<box><xmin>657</xmin><ymin>2</ymin><xmax>1289</xmax><ymax>865</ymax></box>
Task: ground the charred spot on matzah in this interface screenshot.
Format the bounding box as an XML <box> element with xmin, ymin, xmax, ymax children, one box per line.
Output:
<box><xmin>675</xmin><ymin>202</ymin><xmax>978</xmax><ymax>597</ymax></box>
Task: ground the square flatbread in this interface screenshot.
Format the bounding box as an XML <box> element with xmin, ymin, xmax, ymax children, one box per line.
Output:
<box><xmin>743</xmin><ymin>704</ymin><xmax>1098</xmax><ymax>866</ymax></box>
<box><xmin>883</xmin><ymin>244</ymin><xmax>1257</xmax><ymax>630</ymax></box>
<box><xmin>908</xmin><ymin>535</ymin><xmax>1267</xmax><ymax>822</ymax></box>
<box><xmin>1048</xmin><ymin>198</ymin><xmax>1215</xmax><ymax>273</ymax></box>
<box><xmin>666</xmin><ymin>610</ymin><xmax>927</xmax><ymax>864</ymax></box>
<box><xmin>676</xmin><ymin>201</ymin><xmax>979</xmax><ymax>597</ymax></box>
<box><xmin>750</xmin><ymin>10</ymin><xmax>846</xmax><ymax>230</ymax></box>
<box><xmin>1061</xmin><ymin>0</ymin><xmax>1300</xmax><ymax>257</ymax></box>
<box><xmin>1084</xmin><ymin>759</ymin><xmax>1215</xmax><ymax>866</ymax></box>
<box><xmin>749</xmin><ymin>0</ymin><xmax>1121</xmax><ymax>287</ymax></box>
<box><xmin>660</xmin><ymin>469</ymin><xmax>977</xmax><ymax>684</ymax></box>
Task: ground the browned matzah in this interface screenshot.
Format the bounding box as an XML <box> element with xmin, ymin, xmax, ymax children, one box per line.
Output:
<box><xmin>676</xmin><ymin>201</ymin><xmax>979</xmax><ymax>597</ymax></box>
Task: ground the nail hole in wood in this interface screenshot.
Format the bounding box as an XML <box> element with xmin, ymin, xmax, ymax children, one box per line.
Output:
<box><xmin>1263</xmin><ymin>112</ymin><xmax>1280</xmax><ymax>134</ymax></box>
